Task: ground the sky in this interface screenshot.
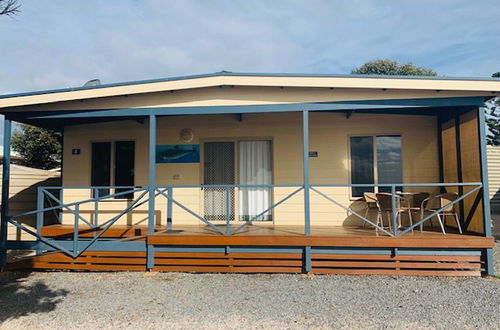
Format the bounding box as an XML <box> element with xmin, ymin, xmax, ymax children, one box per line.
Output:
<box><xmin>0</xmin><ymin>0</ymin><xmax>499</xmax><ymax>143</ymax></box>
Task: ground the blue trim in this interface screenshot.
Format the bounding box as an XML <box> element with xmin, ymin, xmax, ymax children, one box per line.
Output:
<box><xmin>312</xmin><ymin>247</ymin><xmax>392</xmax><ymax>255</ymax></box>
<box><xmin>24</xmin><ymin>97</ymin><xmax>487</xmax><ymax>120</ymax></box>
<box><xmin>1</xmin><ymin>71</ymin><xmax>498</xmax><ymax>100</ymax></box>
<box><xmin>153</xmin><ymin>246</ymin><xmax>305</xmax><ymax>254</ymax></box>
<box><xmin>166</xmin><ymin>187</ymin><xmax>173</xmax><ymax>230</ymax></box>
<box><xmin>303</xmin><ymin>110</ymin><xmax>311</xmax><ymax>236</ymax></box>
<box><xmin>478</xmin><ymin>107</ymin><xmax>493</xmax><ymax>237</ymax></box>
<box><xmin>7</xmin><ymin>241</ymin><xmax>483</xmax><ymax>257</ymax></box>
<box><xmin>147</xmin><ymin>115</ymin><xmax>156</xmax><ymax>269</ymax></box>
<box><xmin>485</xmin><ymin>249</ymin><xmax>494</xmax><ymax>275</ymax></box>
<box><xmin>304</xmin><ymin>246</ymin><xmax>311</xmax><ymax>272</ymax></box>
<box><xmin>478</xmin><ymin>106</ymin><xmax>494</xmax><ymax>275</ymax></box>
<box><xmin>147</xmin><ymin>245</ymin><xmax>155</xmax><ymax>270</ymax></box>
<box><xmin>0</xmin><ymin>119</ymin><xmax>11</xmax><ymax>270</ymax></box>
<box><xmin>148</xmin><ymin>115</ymin><xmax>156</xmax><ymax>235</ymax></box>
<box><xmin>6</xmin><ymin>240</ymin><xmax>43</xmax><ymax>250</ymax></box>
<box><xmin>10</xmin><ymin>240</ymin><xmax>146</xmax><ymax>252</ymax></box>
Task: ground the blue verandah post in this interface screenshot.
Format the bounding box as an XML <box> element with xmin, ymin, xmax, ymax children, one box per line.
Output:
<box><xmin>478</xmin><ymin>106</ymin><xmax>494</xmax><ymax>276</ymax></box>
<box><xmin>73</xmin><ymin>204</ymin><xmax>79</xmax><ymax>256</ymax></box>
<box><xmin>94</xmin><ymin>188</ymin><xmax>99</xmax><ymax>226</ymax></box>
<box><xmin>391</xmin><ymin>185</ymin><xmax>398</xmax><ymax>235</ymax></box>
<box><xmin>0</xmin><ymin>119</ymin><xmax>11</xmax><ymax>270</ymax></box>
<box><xmin>167</xmin><ymin>187</ymin><xmax>173</xmax><ymax>230</ymax></box>
<box><xmin>225</xmin><ymin>187</ymin><xmax>230</xmax><ymax>235</ymax></box>
<box><xmin>302</xmin><ymin>110</ymin><xmax>312</xmax><ymax>272</ymax></box>
<box><xmin>147</xmin><ymin>114</ymin><xmax>156</xmax><ymax>270</ymax></box>
<box><xmin>36</xmin><ymin>187</ymin><xmax>44</xmax><ymax>255</ymax></box>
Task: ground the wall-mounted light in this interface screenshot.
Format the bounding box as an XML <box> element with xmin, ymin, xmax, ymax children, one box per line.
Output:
<box><xmin>179</xmin><ymin>128</ymin><xmax>194</xmax><ymax>143</ymax></box>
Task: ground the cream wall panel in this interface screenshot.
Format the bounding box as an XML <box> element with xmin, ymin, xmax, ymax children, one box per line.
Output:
<box><xmin>61</xmin><ymin>112</ymin><xmax>438</xmax><ymax>227</ymax></box>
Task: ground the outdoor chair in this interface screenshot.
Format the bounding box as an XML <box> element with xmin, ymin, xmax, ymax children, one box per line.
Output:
<box><xmin>375</xmin><ymin>193</ymin><xmax>413</xmax><ymax>232</ymax></box>
<box><xmin>420</xmin><ymin>192</ymin><xmax>462</xmax><ymax>235</ymax></box>
<box><xmin>403</xmin><ymin>192</ymin><xmax>430</xmax><ymax>231</ymax></box>
<box><xmin>362</xmin><ymin>192</ymin><xmax>379</xmax><ymax>228</ymax></box>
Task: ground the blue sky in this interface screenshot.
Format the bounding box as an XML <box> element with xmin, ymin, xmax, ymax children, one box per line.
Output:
<box><xmin>0</xmin><ymin>0</ymin><xmax>499</xmax><ymax>142</ymax></box>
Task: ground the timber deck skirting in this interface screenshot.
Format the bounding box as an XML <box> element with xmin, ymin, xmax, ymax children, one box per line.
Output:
<box><xmin>6</xmin><ymin>225</ymin><xmax>493</xmax><ymax>276</ymax></box>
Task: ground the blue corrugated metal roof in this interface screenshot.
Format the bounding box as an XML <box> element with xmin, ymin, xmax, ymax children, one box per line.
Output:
<box><xmin>1</xmin><ymin>71</ymin><xmax>499</xmax><ymax>99</ymax></box>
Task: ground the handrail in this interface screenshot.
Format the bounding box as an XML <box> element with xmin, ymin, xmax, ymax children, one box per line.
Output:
<box><xmin>7</xmin><ymin>186</ymin><xmax>149</xmax><ymax>258</ymax></box>
<box><xmin>310</xmin><ymin>182</ymin><xmax>483</xmax><ymax>235</ymax></box>
<box><xmin>157</xmin><ymin>184</ymin><xmax>304</xmax><ymax>235</ymax></box>
<box><xmin>310</xmin><ymin>187</ymin><xmax>394</xmax><ymax>236</ymax></box>
<box><xmin>4</xmin><ymin>182</ymin><xmax>485</xmax><ymax>260</ymax></box>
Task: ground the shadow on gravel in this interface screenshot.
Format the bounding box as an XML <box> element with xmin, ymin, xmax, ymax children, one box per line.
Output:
<box><xmin>0</xmin><ymin>271</ymin><xmax>68</xmax><ymax>323</ymax></box>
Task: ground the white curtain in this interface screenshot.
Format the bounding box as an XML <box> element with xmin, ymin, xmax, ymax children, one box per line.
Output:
<box><xmin>238</xmin><ymin>141</ymin><xmax>272</xmax><ymax>221</ymax></box>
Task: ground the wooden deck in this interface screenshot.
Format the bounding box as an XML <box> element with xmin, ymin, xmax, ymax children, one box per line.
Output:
<box><xmin>40</xmin><ymin>224</ymin><xmax>494</xmax><ymax>248</ymax></box>
<box><xmin>9</xmin><ymin>224</ymin><xmax>495</xmax><ymax>276</ymax></box>
<box><xmin>147</xmin><ymin>225</ymin><xmax>494</xmax><ymax>248</ymax></box>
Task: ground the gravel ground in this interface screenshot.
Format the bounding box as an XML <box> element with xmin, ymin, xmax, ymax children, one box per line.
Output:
<box><xmin>0</xmin><ymin>244</ymin><xmax>498</xmax><ymax>330</ymax></box>
<box><xmin>1</xmin><ymin>216</ymin><xmax>499</xmax><ymax>330</ymax></box>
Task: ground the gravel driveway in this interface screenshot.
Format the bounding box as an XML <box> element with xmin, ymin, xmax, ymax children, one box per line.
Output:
<box><xmin>0</xmin><ymin>242</ymin><xmax>498</xmax><ymax>330</ymax></box>
<box><xmin>1</xmin><ymin>216</ymin><xmax>499</xmax><ymax>330</ymax></box>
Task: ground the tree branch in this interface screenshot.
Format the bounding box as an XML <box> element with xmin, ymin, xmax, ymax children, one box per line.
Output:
<box><xmin>0</xmin><ymin>0</ymin><xmax>20</xmax><ymax>17</ymax></box>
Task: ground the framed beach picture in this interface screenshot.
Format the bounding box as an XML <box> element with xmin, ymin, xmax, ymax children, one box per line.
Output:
<box><xmin>156</xmin><ymin>144</ymin><xmax>200</xmax><ymax>163</ymax></box>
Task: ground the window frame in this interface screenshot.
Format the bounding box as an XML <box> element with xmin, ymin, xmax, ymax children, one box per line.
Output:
<box><xmin>89</xmin><ymin>140</ymin><xmax>136</xmax><ymax>200</ymax></box>
<box><xmin>348</xmin><ymin>134</ymin><xmax>403</xmax><ymax>199</ymax></box>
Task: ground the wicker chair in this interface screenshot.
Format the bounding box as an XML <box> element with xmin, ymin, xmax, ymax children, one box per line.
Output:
<box><xmin>375</xmin><ymin>193</ymin><xmax>413</xmax><ymax>231</ymax></box>
<box><xmin>362</xmin><ymin>192</ymin><xmax>379</xmax><ymax>228</ymax></box>
<box><xmin>420</xmin><ymin>192</ymin><xmax>462</xmax><ymax>235</ymax></box>
<box><xmin>405</xmin><ymin>192</ymin><xmax>430</xmax><ymax>231</ymax></box>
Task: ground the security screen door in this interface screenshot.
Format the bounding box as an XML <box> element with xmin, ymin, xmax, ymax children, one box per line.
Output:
<box><xmin>203</xmin><ymin>140</ymin><xmax>272</xmax><ymax>222</ymax></box>
<box><xmin>204</xmin><ymin>142</ymin><xmax>236</xmax><ymax>221</ymax></box>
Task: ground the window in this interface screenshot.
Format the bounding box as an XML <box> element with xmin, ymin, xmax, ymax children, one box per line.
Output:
<box><xmin>350</xmin><ymin>135</ymin><xmax>402</xmax><ymax>197</ymax></box>
<box><xmin>91</xmin><ymin>141</ymin><xmax>135</xmax><ymax>199</ymax></box>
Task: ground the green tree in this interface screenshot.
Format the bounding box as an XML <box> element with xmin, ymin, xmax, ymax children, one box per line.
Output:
<box><xmin>11</xmin><ymin>124</ymin><xmax>62</xmax><ymax>170</ymax></box>
<box><xmin>487</xmin><ymin>72</ymin><xmax>500</xmax><ymax>145</ymax></box>
<box><xmin>352</xmin><ymin>60</ymin><xmax>500</xmax><ymax>145</ymax></box>
<box><xmin>351</xmin><ymin>59</ymin><xmax>437</xmax><ymax>76</ymax></box>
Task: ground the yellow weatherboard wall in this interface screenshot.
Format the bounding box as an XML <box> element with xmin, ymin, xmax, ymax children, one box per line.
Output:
<box><xmin>61</xmin><ymin>111</ymin><xmax>439</xmax><ymax>227</ymax></box>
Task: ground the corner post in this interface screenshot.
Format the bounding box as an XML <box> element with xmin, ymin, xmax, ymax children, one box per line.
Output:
<box><xmin>302</xmin><ymin>110</ymin><xmax>312</xmax><ymax>273</ymax></box>
<box><xmin>302</xmin><ymin>110</ymin><xmax>311</xmax><ymax>236</ymax></box>
<box><xmin>478</xmin><ymin>106</ymin><xmax>494</xmax><ymax>276</ymax></box>
<box><xmin>36</xmin><ymin>187</ymin><xmax>44</xmax><ymax>255</ymax></box>
<box><xmin>166</xmin><ymin>187</ymin><xmax>173</xmax><ymax>230</ymax></box>
<box><xmin>0</xmin><ymin>119</ymin><xmax>12</xmax><ymax>271</ymax></box>
<box><xmin>391</xmin><ymin>185</ymin><xmax>398</xmax><ymax>235</ymax></box>
<box><xmin>147</xmin><ymin>114</ymin><xmax>156</xmax><ymax>270</ymax></box>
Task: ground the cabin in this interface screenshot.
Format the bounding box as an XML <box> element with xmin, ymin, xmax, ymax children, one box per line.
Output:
<box><xmin>0</xmin><ymin>72</ymin><xmax>497</xmax><ymax>276</ymax></box>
